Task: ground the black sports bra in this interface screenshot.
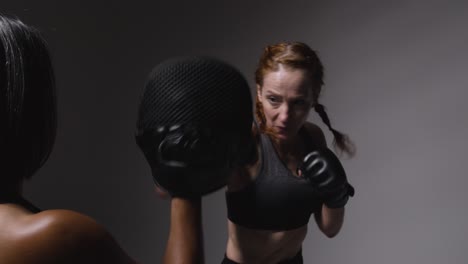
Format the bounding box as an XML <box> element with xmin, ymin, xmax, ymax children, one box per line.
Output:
<box><xmin>226</xmin><ymin>130</ymin><xmax>322</xmax><ymax>230</ymax></box>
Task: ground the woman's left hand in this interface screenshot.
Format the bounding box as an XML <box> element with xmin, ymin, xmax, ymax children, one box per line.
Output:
<box><xmin>298</xmin><ymin>148</ymin><xmax>355</xmax><ymax>208</ymax></box>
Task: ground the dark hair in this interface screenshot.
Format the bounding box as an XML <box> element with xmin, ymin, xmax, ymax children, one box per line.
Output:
<box><xmin>0</xmin><ymin>15</ymin><xmax>56</xmax><ymax>187</ymax></box>
<box><xmin>254</xmin><ymin>41</ymin><xmax>355</xmax><ymax>156</ymax></box>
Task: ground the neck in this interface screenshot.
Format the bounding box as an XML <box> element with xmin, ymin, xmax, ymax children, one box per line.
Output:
<box><xmin>275</xmin><ymin>135</ymin><xmax>302</xmax><ymax>158</ymax></box>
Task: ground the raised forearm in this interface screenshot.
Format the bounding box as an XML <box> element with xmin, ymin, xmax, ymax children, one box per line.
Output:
<box><xmin>315</xmin><ymin>205</ymin><xmax>344</xmax><ymax>238</ymax></box>
<box><xmin>164</xmin><ymin>197</ymin><xmax>204</xmax><ymax>264</ymax></box>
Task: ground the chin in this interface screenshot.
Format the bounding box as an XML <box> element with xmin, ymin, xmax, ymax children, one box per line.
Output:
<box><xmin>275</xmin><ymin>133</ymin><xmax>291</xmax><ymax>142</ymax></box>
<box><xmin>276</xmin><ymin>133</ymin><xmax>288</xmax><ymax>139</ymax></box>
<box><xmin>275</xmin><ymin>129</ymin><xmax>300</xmax><ymax>143</ymax></box>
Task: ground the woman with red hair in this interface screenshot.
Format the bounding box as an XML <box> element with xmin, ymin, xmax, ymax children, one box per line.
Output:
<box><xmin>224</xmin><ymin>41</ymin><xmax>356</xmax><ymax>264</ymax></box>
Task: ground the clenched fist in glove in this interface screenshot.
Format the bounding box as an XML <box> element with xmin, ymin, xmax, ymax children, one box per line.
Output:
<box><xmin>298</xmin><ymin>148</ymin><xmax>355</xmax><ymax>208</ymax></box>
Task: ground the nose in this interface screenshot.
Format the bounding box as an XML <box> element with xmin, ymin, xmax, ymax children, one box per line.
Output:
<box><xmin>278</xmin><ymin>104</ymin><xmax>290</xmax><ymax>124</ymax></box>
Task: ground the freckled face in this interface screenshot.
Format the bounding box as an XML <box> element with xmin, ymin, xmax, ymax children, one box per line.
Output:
<box><xmin>257</xmin><ymin>66</ymin><xmax>314</xmax><ymax>143</ymax></box>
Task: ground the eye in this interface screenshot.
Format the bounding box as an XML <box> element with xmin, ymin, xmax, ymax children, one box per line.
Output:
<box><xmin>267</xmin><ymin>96</ymin><xmax>281</xmax><ymax>105</ymax></box>
<box><xmin>294</xmin><ymin>99</ymin><xmax>308</xmax><ymax>106</ymax></box>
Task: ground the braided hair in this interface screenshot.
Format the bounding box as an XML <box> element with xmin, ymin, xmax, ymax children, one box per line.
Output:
<box><xmin>254</xmin><ymin>41</ymin><xmax>355</xmax><ymax>157</ymax></box>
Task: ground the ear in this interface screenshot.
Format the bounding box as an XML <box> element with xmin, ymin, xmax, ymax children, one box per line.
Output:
<box><xmin>256</xmin><ymin>84</ymin><xmax>262</xmax><ymax>99</ymax></box>
<box><xmin>310</xmin><ymin>93</ymin><xmax>318</xmax><ymax>108</ymax></box>
<box><xmin>310</xmin><ymin>101</ymin><xmax>317</xmax><ymax>109</ymax></box>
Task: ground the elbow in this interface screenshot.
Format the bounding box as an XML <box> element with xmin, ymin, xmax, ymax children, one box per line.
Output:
<box><xmin>319</xmin><ymin>221</ymin><xmax>343</xmax><ymax>238</ymax></box>
<box><xmin>318</xmin><ymin>206</ymin><xmax>345</xmax><ymax>238</ymax></box>
<box><xmin>322</xmin><ymin>228</ymin><xmax>340</xmax><ymax>238</ymax></box>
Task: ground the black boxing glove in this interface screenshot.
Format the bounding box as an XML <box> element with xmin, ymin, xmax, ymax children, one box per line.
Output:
<box><xmin>298</xmin><ymin>148</ymin><xmax>355</xmax><ymax>208</ymax></box>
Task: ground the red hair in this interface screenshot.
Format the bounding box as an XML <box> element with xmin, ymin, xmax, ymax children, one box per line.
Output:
<box><xmin>254</xmin><ymin>41</ymin><xmax>355</xmax><ymax>157</ymax></box>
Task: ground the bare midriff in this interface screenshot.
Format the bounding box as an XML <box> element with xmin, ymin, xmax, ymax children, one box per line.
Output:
<box><xmin>226</xmin><ymin>219</ymin><xmax>307</xmax><ymax>263</ymax></box>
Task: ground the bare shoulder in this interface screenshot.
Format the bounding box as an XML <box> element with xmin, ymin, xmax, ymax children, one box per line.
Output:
<box><xmin>227</xmin><ymin>125</ymin><xmax>262</xmax><ymax>192</ymax></box>
<box><xmin>7</xmin><ymin>209</ymin><xmax>135</xmax><ymax>264</ymax></box>
<box><xmin>29</xmin><ymin>209</ymin><xmax>110</xmax><ymax>243</ymax></box>
<box><xmin>303</xmin><ymin>122</ymin><xmax>327</xmax><ymax>149</ymax></box>
<box><xmin>227</xmin><ymin>165</ymin><xmax>254</xmax><ymax>192</ymax></box>
<box><xmin>227</xmin><ymin>142</ymin><xmax>262</xmax><ymax>192</ymax></box>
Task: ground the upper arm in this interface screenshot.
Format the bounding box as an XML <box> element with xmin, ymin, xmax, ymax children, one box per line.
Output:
<box><xmin>17</xmin><ymin>210</ymin><xmax>137</xmax><ymax>264</ymax></box>
<box><xmin>227</xmin><ymin>166</ymin><xmax>253</xmax><ymax>192</ymax></box>
<box><xmin>227</xmin><ymin>135</ymin><xmax>262</xmax><ymax>192</ymax></box>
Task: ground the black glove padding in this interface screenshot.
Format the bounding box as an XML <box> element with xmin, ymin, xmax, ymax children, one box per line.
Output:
<box><xmin>298</xmin><ymin>148</ymin><xmax>355</xmax><ymax>208</ymax></box>
<box><xmin>136</xmin><ymin>124</ymin><xmax>254</xmax><ymax>198</ymax></box>
<box><xmin>135</xmin><ymin>57</ymin><xmax>255</xmax><ymax>198</ymax></box>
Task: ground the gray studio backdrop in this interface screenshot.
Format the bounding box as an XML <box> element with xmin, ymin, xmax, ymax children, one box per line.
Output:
<box><xmin>3</xmin><ymin>0</ymin><xmax>468</xmax><ymax>263</ymax></box>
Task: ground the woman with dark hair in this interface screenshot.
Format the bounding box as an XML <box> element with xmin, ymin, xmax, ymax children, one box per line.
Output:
<box><xmin>0</xmin><ymin>15</ymin><xmax>136</xmax><ymax>263</ymax></box>
<box><xmin>223</xmin><ymin>41</ymin><xmax>356</xmax><ymax>263</ymax></box>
